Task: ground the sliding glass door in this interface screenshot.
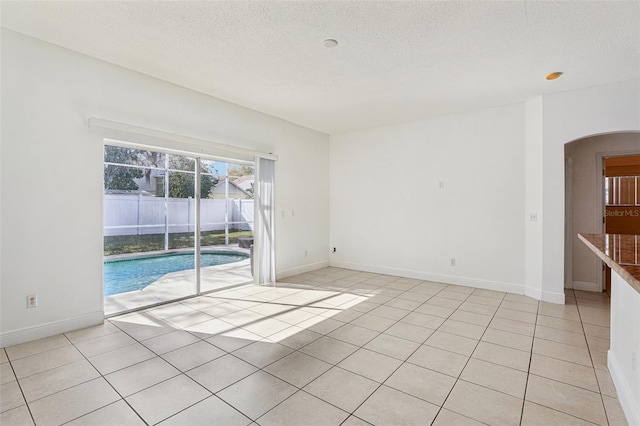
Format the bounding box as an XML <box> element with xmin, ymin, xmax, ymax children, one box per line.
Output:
<box><xmin>199</xmin><ymin>161</ymin><xmax>254</xmax><ymax>293</ymax></box>
<box><xmin>103</xmin><ymin>144</ymin><xmax>254</xmax><ymax>315</ymax></box>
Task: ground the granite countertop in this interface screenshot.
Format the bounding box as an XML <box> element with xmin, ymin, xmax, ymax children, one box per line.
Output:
<box><xmin>579</xmin><ymin>233</ymin><xmax>640</xmax><ymax>294</ymax></box>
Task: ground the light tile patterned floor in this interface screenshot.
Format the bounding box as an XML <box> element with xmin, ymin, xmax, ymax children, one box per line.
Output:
<box><xmin>0</xmin><ymin>268</ymin><xmax>629</xmax><ymax>425</ymax></box>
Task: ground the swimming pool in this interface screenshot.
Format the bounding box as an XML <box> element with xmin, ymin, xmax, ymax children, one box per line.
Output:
<box><xmin>104</xmin><ymin>252</ymin><xmax>248</xmax><ymax>296</ymax></box>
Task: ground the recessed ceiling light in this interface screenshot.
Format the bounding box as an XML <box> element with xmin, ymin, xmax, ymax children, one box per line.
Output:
<box><xmin>323</xmin><ymin>39</ymin><xmax>338</xmax><ymax>48</ymax></box>
<box><xmin>546</xmin><ymin>72</ymin><xmax>563</xmax><ymax>80</ymax></box>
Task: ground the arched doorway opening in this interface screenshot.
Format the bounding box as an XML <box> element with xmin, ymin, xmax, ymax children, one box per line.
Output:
<box><xmin>564</xmin><ymin>132</ymin><xmax>640</xmax><ymax>293</ymax></box>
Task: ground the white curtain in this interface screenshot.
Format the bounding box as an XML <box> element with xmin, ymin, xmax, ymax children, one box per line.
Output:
<box><xmin>254</xmin><ymin>157</ymin><xmax>276</xmax><ymax>285</ymax></box>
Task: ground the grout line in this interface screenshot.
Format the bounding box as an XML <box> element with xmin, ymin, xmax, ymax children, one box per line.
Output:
<box><xmin>237</xmin><ymin>278</ymin><xmax>449</xmax><ymax>422</ymax></box>
<box><xmin>524</xmin><ymin>401</ymin><xmax>602</xmax><ymax>425</ymax></box>
<box><xmin>575</xmin><ymin>289</ymin><xmax>614</xmax><ymax>426</ymax></box>
<box><xmin>3</xmin><ymin>269</ymin><xmax>617</xmax><ymax>426</ymax></box>
<box><xmin>68</xmin><ymin>334</ymin><xmax>152</xmax><ymax>425</ymax></box>
<box><xmin>2</xmin><ymin>352</ymin><xmax>38</xmax><ymax>425</ymax></box>
<box><xmin>430</xmin><ymin>290</ymin><xmax>507</xmax><ymax>425</ymax></box>
<box><xmin>518</xmin><ymin>292</ymin><xmax>541</xmax><ymax>425</ymax></box>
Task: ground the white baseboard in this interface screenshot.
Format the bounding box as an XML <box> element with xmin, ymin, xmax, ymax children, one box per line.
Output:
<box><xmin>608</xmin><ymin>350</ymin><xmax>640</xmax><ymax>426</ymax></box>
<box><xmin>525</xmin><ymin>286</ymin><xmax>565</xmax><ymax>304</ymax></box>
<box><xmin>277</xmin><ymin>260</ymin><xmax>330</xmax><ymax>280</ymax></box>
<box><xmin>329</xmin><ymin>260</ymin><xmax>526</xmax><ymax>295</ymax></box>
<box><xmin>0</xmin><ymin>311</ymin><xmax>104</xmax><ymax>348</ymax></box>
<box><xmin>541</xmin><ymin>290</ymin><xmax>565</xmax><ymax>304</ymax></box>
<box><xmin>573</xmin><ymin>280</ymin><xmax>602</xmax><ymax>292</ymax></box>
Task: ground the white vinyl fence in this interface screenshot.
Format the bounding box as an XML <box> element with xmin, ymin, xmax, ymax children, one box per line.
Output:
<box><xmin>104</xmin><ymin>194</ymin><xmax>254</xmax><ymax>236</ymax></box>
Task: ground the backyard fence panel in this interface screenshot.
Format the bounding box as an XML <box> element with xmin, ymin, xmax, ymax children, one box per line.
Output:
<box><xmin>104</xmin><ymin>195</ymin><xmax>139</xmax><ymax>235</ymax></box>
<box><xmin>201</xmin><ymin>199</ymin><xmax>227</xmax><ymax>232</ymax></box>
<box><xmin>139</xmin><ymin>196</ymin><xmax>165</xmax><ymax>235</ymax></box>
<box><xmin>232</xmin><ymin>199</ymin><xmax>254</xmax><ymax>231</ymax></box>
<box><xmin>105</xmin><ymin>194</ymin><xmax>254</xmax><ymax>236</ymax></box>
<box><xmin>167</xmin><ymin>198</ymin><xmax>192</xmax><ymax>233</ymax></box>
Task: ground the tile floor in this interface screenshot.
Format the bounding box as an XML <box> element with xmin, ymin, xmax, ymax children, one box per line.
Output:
<box><xmin>0</xmin><ymin>268</ymin><xmax>629</xmax><ymax>425</ymax></box>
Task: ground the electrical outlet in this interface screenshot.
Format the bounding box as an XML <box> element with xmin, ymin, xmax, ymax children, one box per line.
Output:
<box><xmin>332</xmin><ymin>247</ymin><xmax>336</xmax><ymax>253</ymax></box>
<box><xmin>530</xmin><ymin>213</ymin><xmax>538</xmax><ymax>222</ymax></box>
<box><xmin>450</xmin><ymin>258</ymin><xmax>456</xmax><ymax>267</ymax></box>
<box><xmin>27</xmin><ymin>294</ymin><xmax>38</xmax><ymax>308</ymax></box>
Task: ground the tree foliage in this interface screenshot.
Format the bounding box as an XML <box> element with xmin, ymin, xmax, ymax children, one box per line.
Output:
<box><xmin>228</xmin><ymin>165</ymin><xmax>254</xmax><ymax>177</ymax></box>
<box><xmin>104</xmin><ymin>146</ymin><xmax>218</xmax><ymax>197</ymax></box>
<box><xmin>104</xmin><ymin>146</ymin><xmax>145</xmax><ymax>190</ymax></box>
<box><xmin>168</xmin><ymin>156</ymin><xmax>216</xmax><ymax>198</ymax></box>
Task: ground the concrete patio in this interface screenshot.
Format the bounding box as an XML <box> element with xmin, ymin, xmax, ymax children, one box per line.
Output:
<box><xmin>104</xmin><ymin>254</ymin><xmax>252</xmax><ymax>316</ymax></box>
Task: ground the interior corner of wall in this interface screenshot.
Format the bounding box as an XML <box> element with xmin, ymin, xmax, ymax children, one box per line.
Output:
<box><xmin>543</xmin><ymin>289</ymin><xmax>566</xmax><ymax>304</ymax></box>
<box><xmin>276</xmin><ymin>260</ymin><xmax>329</xmax><ymax>280</ymax></box>
<box><xmin>572</xmin><ymin>280</ymin><xmax>601</xmax><ymax>292</ymax></box>
<box><xmin>524</xmin><ymin>285</ymin><xmax>542</xmax><ymax>301</ymax></box>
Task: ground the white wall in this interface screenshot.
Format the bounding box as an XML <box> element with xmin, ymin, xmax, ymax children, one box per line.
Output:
<box><xmin>330</xmin><ymin>103</ymin><xmax>526</xmax><ymax>294</ymax></box>
<box><xmin>609</xmin><ymin>271</ymin><xmax>640</xmax><ymax>426</ymax></box>
<box><xmin>2</xmin><ymin>28</ymin><xmax>638</xmax><ymax>347</ymax></box>
<box><xmin>542</xmin><ymin>80</ymin><xmax>640</xmax><ymax>301</ymax></box>
<box><xmin>565</xmin><ymin>134</ymin><xmax>640</xmax><ymax>291</ymax></box>
<box><xmin>329</xmin><ymin>79</ymin><xmax>640</xmax><ymax>302</ymax></box>
<box><xmin>0</xmin><ymin>30</ymin><xmax>330</xmax><ymax>346</ymax></box>
<box><xmin>525</xmin><ymin>97</ymin><xmax>544</xmax><ymax>300</ymax></box>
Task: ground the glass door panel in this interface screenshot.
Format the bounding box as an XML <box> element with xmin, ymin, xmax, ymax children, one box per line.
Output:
<box><xmin>163</xmin><ymin>163</ymin><xmax>197</xmax><ymax>301</ymax></box>
<box><xmin>104</xmin><ymin>145</ymin><xmax>255</xmax><ymax>315</ymax></box>
<box><xmin>103</xmin><ymin>147</ymin><xmax>197</xmax><ymax>315</ymax></box>
<box><xmin>199</xmin><ymin>160</ymin><xmax>254</xmax><ymax>293</ymax></box>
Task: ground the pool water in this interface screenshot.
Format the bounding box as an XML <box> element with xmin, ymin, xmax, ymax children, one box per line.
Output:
<box><xmin>104</xmin><ymin>252</ymin><xmax>248</xmax><ymax>296</ymax></box>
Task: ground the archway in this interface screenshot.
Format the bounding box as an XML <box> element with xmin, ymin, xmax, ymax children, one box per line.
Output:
<box><xmin>564</xmin><ymin>132</ymin><xmax>640</xmax><ymax>292</ymax></box>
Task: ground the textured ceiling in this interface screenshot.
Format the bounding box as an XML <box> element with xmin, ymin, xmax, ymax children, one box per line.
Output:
<box><xmin>2</xmin><ymin>1</ymin><xmax>639</xmax><ymax>134</ymax></box>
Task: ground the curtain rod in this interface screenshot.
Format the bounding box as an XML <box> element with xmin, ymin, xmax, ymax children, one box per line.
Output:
<box><xmin>88</xmin><ymin>117</ymin><xmax>278</xmax><ymax>161</ymax></box>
